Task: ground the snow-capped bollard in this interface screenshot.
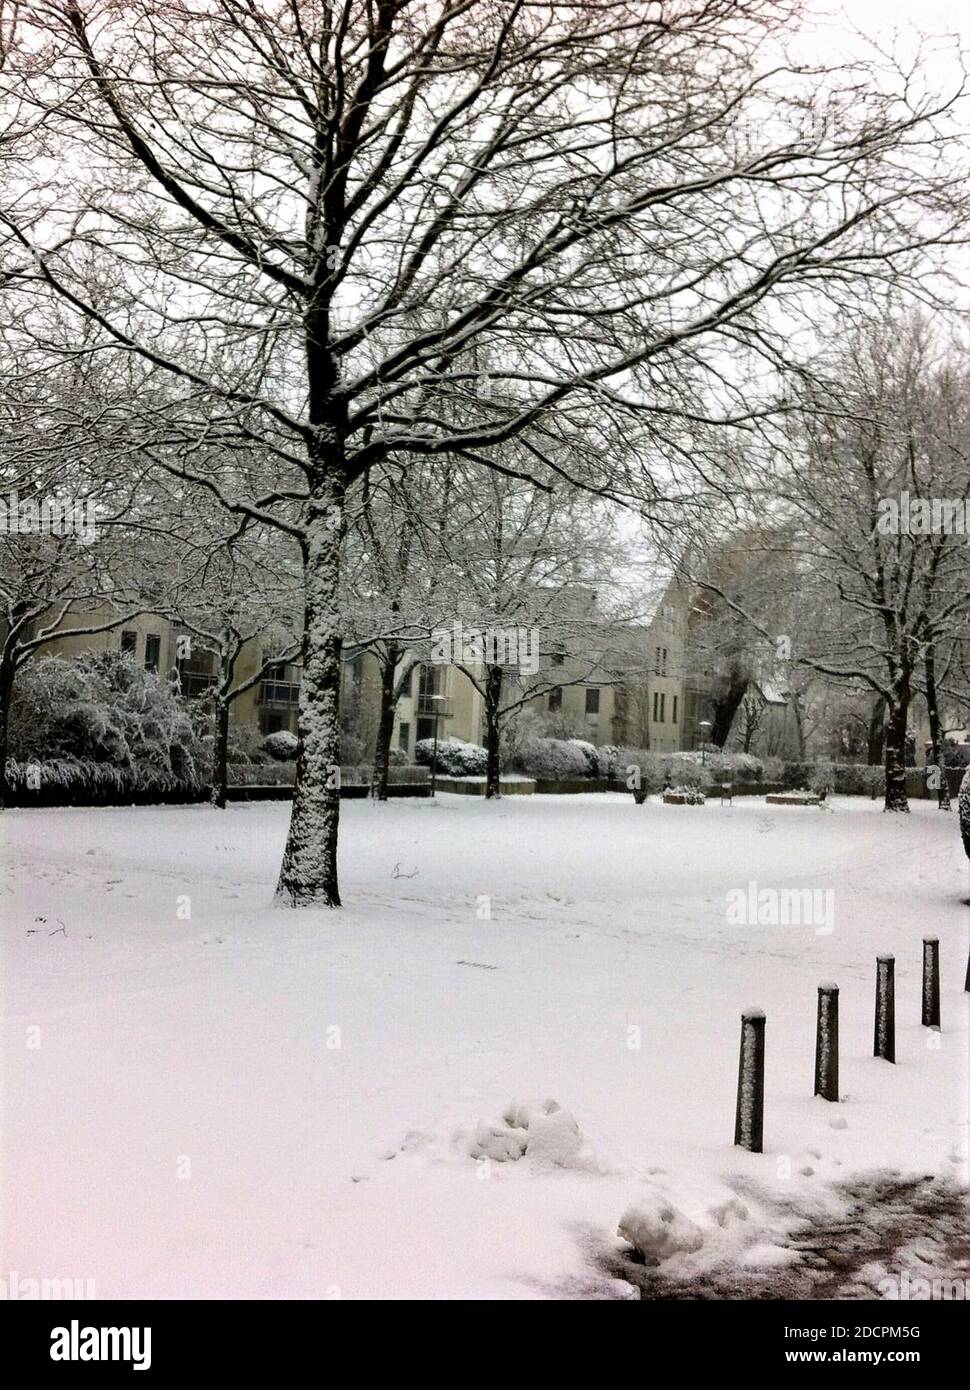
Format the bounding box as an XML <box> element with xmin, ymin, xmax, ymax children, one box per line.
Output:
<box><xmin>873</xmin><ymin>955</ymin><xmax>895</xmax><ymax>1063</ymax></box>
<box><xmin>922</xmin><ymin>937</ymin><xmax>941</xmax><ymax>1029</ymax></box>
<box><xmin>814</xmin><ymin>983</ymin><xmax>839</xmax><ymax>1102</ymax></box>
<box><xmin>734</xmin><ymin>1008</ymin><xmax>765</xmax><ymax>1153</ymax></box>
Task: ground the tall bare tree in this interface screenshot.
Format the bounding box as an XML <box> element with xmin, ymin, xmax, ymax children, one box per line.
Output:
<box><xmin>6</xmin><ymin>1</ymin><xmax>966</xmax><ymax>899</ymax></box>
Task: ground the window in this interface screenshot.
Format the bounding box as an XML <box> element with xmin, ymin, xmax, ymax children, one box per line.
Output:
<box><xmin>672</xmin><ymin>695</ymin><xmax>679</xmax><ymax>725</ymax></box>
<box><xmin>658</xmin><ymin>693</ymin><xmax>665</xmax><ymax>722</ymax></box>
<box><xmin>144</xmin><ymin>634</ymin><xmax>161</xmax><ymax>672</ymax></box>
<box><xmin>585</xmin><ymin>687</ymin><xmax>600</xmax><ymax>715</ymax></box>
<box><xmin>398</xmin><ymin>722</ymin><xmax>410</xmax><ymax>754</ymax></box>
<box><xmin>548</xmin><ymin>686</ymin><xmax>562</xmax><ymax>712</ymax></box>
<box><xmin>351</xmin><ymin>654</ymin><xmax>364</xmax><ymax>683</ymax></box>
<box><xmin>120</xmin><ymin>630</ymin><xmax>137</xmax><ymax>656</ymax></box>
<box><xmin>652</xmin><ymin>691</ymin><xmax>659</xmax><ymax>722</ymax></box>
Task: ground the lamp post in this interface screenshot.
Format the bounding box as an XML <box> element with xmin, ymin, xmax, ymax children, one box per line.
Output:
<box><xmin>428</xmin><ymin>693</ymin><xmax>445</xmax><ymax>797</ymax></box>
<box><xmin>698</xmin><ymin>719</ymin><xmax>712</xmax><ymax>764</ymax></box>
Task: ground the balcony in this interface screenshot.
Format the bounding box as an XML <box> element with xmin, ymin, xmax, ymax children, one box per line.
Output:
<box><xmin>179</xmin><ymin>671</ymin><xmax>217</xmax><ymax>700</ymax></box>
<box><xmin>416</xmin><ymin>695</ymin><xmax>453</xmax><ymax>719</ymax></box>
<box><xmin>259</xmin><ymin>680</ymin><xmax>301</xmax><ymax>708</ymax></box>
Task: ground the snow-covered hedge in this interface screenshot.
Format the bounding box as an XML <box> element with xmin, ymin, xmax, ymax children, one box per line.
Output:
<box><xmin>262</xmin><ymin>730</ymin><xmax>299</xmax><ymax>761</ymax></box>
<box><xmin>4</xmin><ymin>757</ymin><xmax>204</xmax><ymax>806</ymax></box>
<box><xmin>568</xmin><ymin>739</ymin><xmax>601</xmax><ymax>777</ymax></box>
<box><xmin>514</xmin><ymin>734</ymin><xmax>590</xmax><ymax>781</ymax></box>
<box><xmin>10</xmin><ymin>652</ymin><xmax>206</xmax><ymax>786</ymax></box>
<box><xmin>414</xmin><ymin>736</ymin><xmax>488</xmax><ymax>776</ymax></box>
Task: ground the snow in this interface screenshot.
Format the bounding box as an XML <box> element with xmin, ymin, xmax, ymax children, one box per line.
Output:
<box><xmin>2</xmin><ymin>793</ymin><xmax>967</xmax><ymax>1299</ymax></box>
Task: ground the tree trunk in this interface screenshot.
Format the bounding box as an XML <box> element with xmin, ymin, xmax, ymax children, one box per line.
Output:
<box><xmin>484</xmin><ymin>664</ymin><xmax>503</xmax><ymax>799</ymax></box>
<box><xmin>373</xmin><ymin>641</ymin><xmax>399</xmax><ymax>802</ymax></box>
<box><xmin>211</xmin><ymin>697</ymin><xmax>230</xmax><ymax>810</ymax></box>
<box><xmin>924</xmin><ymin>644</ymin><xmax>951</xmax><ymax>810</ymax></box>
<box><xmin>0</xmin><ymin>656</ymin><xmax>15</xmax><ymax>811</ymax></box>
<box><xmin>867</xmin><ymin>696</ymin><xmax>885</xmax><ymax>766</ymax></box>
<box><xmin>791</xmin><ymin>694</ymin><xmax>807</xmax><ymax>761</ymax></box>
<box><xmin>710</xmin><ymin>666</ymin><xmax>748</xmax><ymax>746</ymax></box>
<box><xmin>883</xmin><ymin>696</ymin><xmax>910</xmax><ymax>813</ymax></box>
<box><xmin>276</xmin><ymin>474</ymin><xmax>345</xmax><ymax>906</ymax></box>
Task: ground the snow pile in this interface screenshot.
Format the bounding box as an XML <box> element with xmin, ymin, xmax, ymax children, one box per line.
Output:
<box><xmin>617</xmin><ymin>1196</ymin><xmax>704</xmax><ymax>1264</ymax></box>
<box><xmin>462</xmin><ymin>1098</ymin><xmax>586</xmax><ymax>1169</ymax></box>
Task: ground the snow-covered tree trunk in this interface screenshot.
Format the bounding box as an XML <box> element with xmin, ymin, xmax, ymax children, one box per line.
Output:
<box><xmin>276</xmin><ymin>478</ymin><xmax>345</xmax><ymax>907</ymax></box>
<box><xmin>0</xmin><ymin>653</ymin><xmax>15</xmax><ymax>811</ymax></box>
<box><xmin>924</xmin><ymin>643</ymin><xmax>951</xmax><ymax>811</ymax></box>
<box><xmin>958</xmin><ymin>766</ymin><xmax>970</xmax><ymax>869</ymax></box>
<box><xmin>884</xmin><ymin>696</ymin><xmax>910</xmax><ymax>813</ymax></box>
<box><xmin>211</xmin><ymin>696</ymin><xmax>230</xmax><ymax>811</ymax></box>
<box><xmin>483</xmin><ymin>664</ymin><xmax>503</xmax><ymax>800</ymax></box>
<box><xmin>372</xmin><ymin>642</ymin><xmax>399</xmax><ymax>803</ymax></box>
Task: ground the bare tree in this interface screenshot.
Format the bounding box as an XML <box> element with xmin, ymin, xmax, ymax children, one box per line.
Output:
<box><xmin>7</xmin><ymin>1</ymin><xmax>967</xmax><ymax>900</ymax></box>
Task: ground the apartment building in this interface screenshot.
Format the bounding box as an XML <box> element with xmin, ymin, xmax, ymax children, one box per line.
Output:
<box><xmin>32</xmin><ymin>577</ymin><xmax>702</xmax><ymax>756</ymax></box>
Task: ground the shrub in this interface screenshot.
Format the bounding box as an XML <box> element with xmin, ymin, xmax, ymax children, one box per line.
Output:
<box><xmin>339</xmin><ymin>728</ymin><xmax>368</xmax><ymax>765</ymax></box>
<box><xmin>809</xmin><ymin>759</ymin><xmax>835</xmax><ymax>797</ymax></box>
<box><xmin>942</xmin><ymin>741</ymin><xmax>970</xmax><ymax>769</ymax></box>
<box><xmin>568</xmin><ymin>738</ymin><xmax>600</xmax><ymax>777</ymax></box>
<box><xmin>4</xmin><ymin>757</ymin><xmax>204</xmax><ymax>806</ymax></box>
<box><xmin>596</xmin><ymin>744</ymin><xmax>620</xmax><ymax>780</ymax></box>
<box><xmin>414</xmin><ymin>736</ymin><xmax>488</xmax><ymax>776</ymax></box>
<box><xmin>262</xmin><ymin>730</ymin><xmax>299</xmax><ymax>761</ymax></box>
<box><xmin>514</xmin><ymin>734</ymin><xmax>590</xmax><ymax>781</ymax></box>
<box><xmin>10</xmin><ymin>652</ymin><xmax>205</xmax><ymax>786</ymax></box>
<box><xmin>665</xmin><ymin>784</ymin><xmax>706</xmax><ymax>804</ymax></box>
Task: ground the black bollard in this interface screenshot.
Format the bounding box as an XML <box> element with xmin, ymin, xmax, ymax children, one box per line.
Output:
<box><xmin>874</xmin><ymin>954</ymin><xmax>895</xmax><ymax>1063</ymax></box>
<box><xmin>922</xmin><ymin>937</ymin><xmax>941</xmax><ymax>1029</ymax></box>
<box><xmin>734</xmin><ymin>1008</ymin><xmax>765</xmax><ymax>1153</ymax></box>
<box><xmin>814</xmin><ymin>983</ymin><xmax>839</xmax><ymax>1102</ymax></box>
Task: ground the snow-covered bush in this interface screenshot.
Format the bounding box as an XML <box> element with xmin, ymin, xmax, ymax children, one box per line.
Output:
<box><xmin>942</xmin><ymin>741</ymin><xmax>970</xmax><ymax>768</ymax></box>
<box><xmin>414</xmin><ymin>735</ymin><xmax>488</xmax><ymax>776</ymax></box>
<box><xmin>514</xmin><ymin>734</ymin><xmax>590</xmax><ymax>781</ymax></box>
<box><xmin>262</xmin><ymin>730</ymin><xmax>298</xmax><ymax>761</ymax></box>
<box><xmin>9</xmin><ymin>652</ymin><xmax>205</xmax><ymax>786</ymax></box>
<box><xmin>660</xmin><ymin>756</ymin><xmax>711</xmax><ymax>791</ymax></box>
<box><xmin>568</xmin><ymin>738</ymin><xmax>600</xmax><ymax>777</ymax></box>
<box><xmin>614</xmin><ymin>748</ymin><xmax>664</xmax><ymax>794</ymax></box>
<box><xmin>809</xmin><ymin>759</ymin><xmax>835</xmax><ymax>798</ymax></box>
<box><xmin>4</xmin><ymin>757</ymin><xmax>204</xmax><ymax>805</ymax></box>
<box><xmin>339</xmin><ymin>728</ymin><xmax>368</xmax><ymax>765</ymax></box>
<box><xmin>596</xmin><ymin>744</ymin><xmax>620</xmax><ymax>780</ymax></box>
<box><xmin>664</xmin><ymin>784</ymin><xmax>706</xmax><ymax>804</ymax></box>
<box><xmin>706</xmin><ymin>750</ymin><xmax>764</xmax><ymax>781</ymax></box>
<box><xmin>226</xmin><ymin>723</ymin><xmax>265</xmax><ymax>765</ymax></box>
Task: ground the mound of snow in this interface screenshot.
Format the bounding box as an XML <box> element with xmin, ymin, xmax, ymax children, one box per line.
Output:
<box><xmin>466</xmin><ymin>1122</ymin><xmax>528</xmax><ymax>1163</ymax></box>
<box><xmin>524</xmin><ymin>1109</ymin><xmax>583</xmax><ymax>1169</ymax></box>
<box><xmin>618</xmin><ymin>1198</ymin><xmax>704</xmax><ymax>1264</ymax></box>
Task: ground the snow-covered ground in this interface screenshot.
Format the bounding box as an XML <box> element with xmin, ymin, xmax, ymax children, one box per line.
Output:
<box><xmin>2</xmin><ymin>794</ymin><xmax>967</xmax><ymax>1299</ymax></box>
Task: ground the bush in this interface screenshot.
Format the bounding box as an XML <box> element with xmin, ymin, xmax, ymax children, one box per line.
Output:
<box><xmin>414</xmin><ymin>736</ymin><xmax>488</xmax><ymax>776</ymax></box>
<box><xmin>568</xmin><ymin>738</ymin><xmax>600</xmax><ymax>777</ymax></box>
<box><xmin>809</xmin><ymin>759</ymin><xmax>835</xmax><ymax>797</ymax></box>
<box><xmin>262</xmin><ymin>730</ymin><xmax>299</xmax><ymax>761</ymax></box>
<box><xmin>4</xmin><ymin>757</ymin><xmax>204</xmax><ymax>806</ymax></box>
<box><xmin>942</xmin><ymin>742</ymin><xmax>970</xmax><ymax>769</ymax></box>
<box><xmin>665</xmin><ymin>784</ymin><xmax>706</xmax><ymax>804</ymax></box>
<box><xmin>514</xmin><ymin>734</ymin><xmax>590</xmax><ymax>781</ymax></box>
<box><xmin>10</xmin><ymin>652</ymin><xmax>206</xmax><ymax>786</ymax></box>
